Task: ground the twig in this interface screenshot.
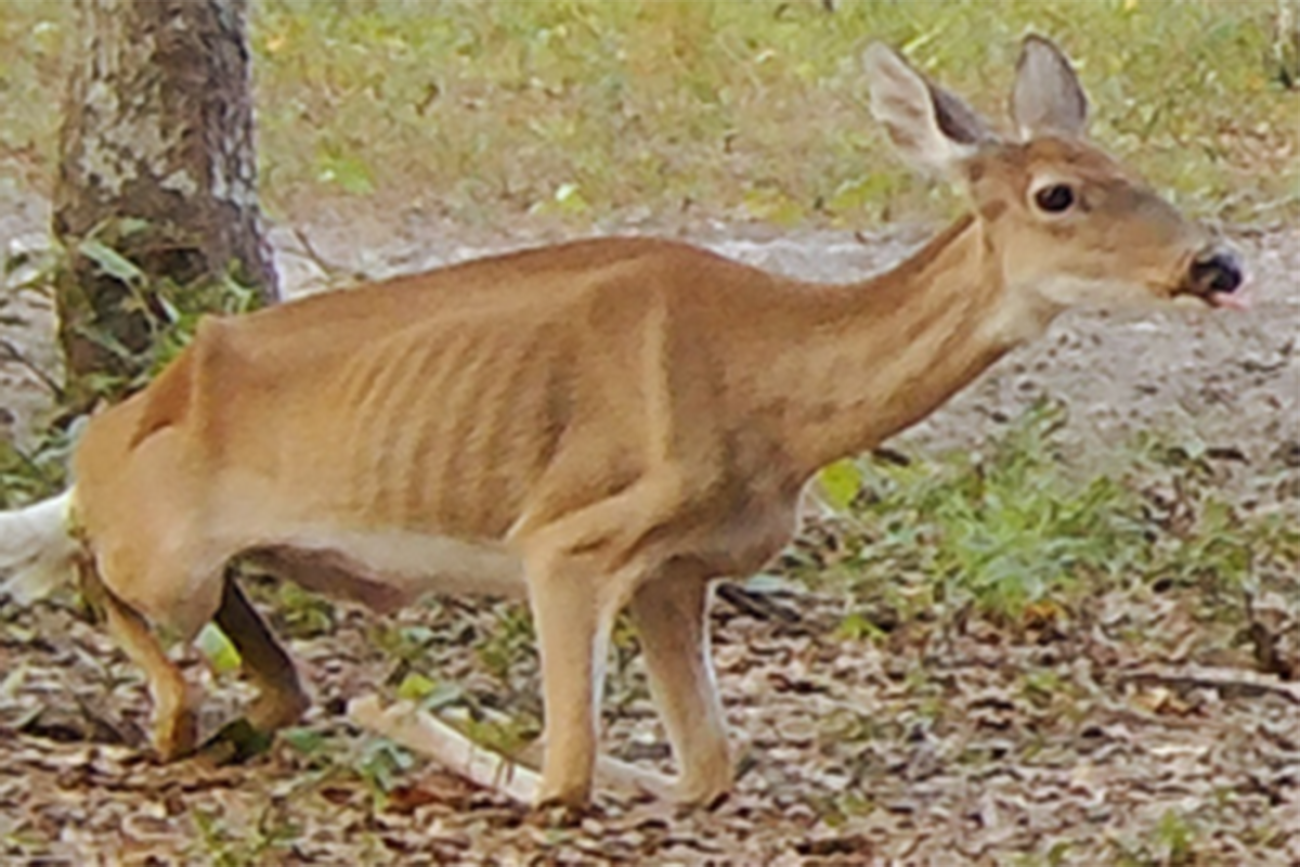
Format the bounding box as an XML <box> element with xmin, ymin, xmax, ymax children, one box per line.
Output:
<box><xmin>349</xmin><ymin>696</ymin><xmax>678</xmax><ymax>803</ymax></box>
<box><xmin>349</xmin><ymin>695</ymin><xmax>540</xmax><ymax>804</ymax></box>
<box><xmin>1116</xmin><ymin>664</ymin><xmax>1300</xmax><ymax>706</ymax></box>
<box><xmin>289</xmin><ymin>228</ymin><xmax>369</xmax><ymax>286</ymax></box>
<box><xmin>0</xmin><ymin>339</ymin><xmax>63</xmax><ymax>399</ymax></box>
<box><xmin>716</xmin><ymin>581</ymin><xmax>801</xmax><ymax>624</ymax></box>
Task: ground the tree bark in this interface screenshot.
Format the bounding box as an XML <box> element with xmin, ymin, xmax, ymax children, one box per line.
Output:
<box><xmin>54</xmin><ymin>0</ymin><xmax>277</xmax><ymax>408</ymax></box>
<box><xmin>1275</xmin><ymin>0</ymin><xmax>1300</xmax><ymax>89</ymax></box>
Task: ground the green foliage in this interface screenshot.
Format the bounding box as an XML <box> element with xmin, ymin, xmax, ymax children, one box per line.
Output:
<box><xmin>0</xmin><ymin>420</ymin><xmax>76</xmax><ymax>509</ymax></box>
<box><xmin>1154</xmin><ymin>808</ymin><xmax>1198</xmax><ymax>866</ymax></box>
<box><xmin>190</xmin><ymin>802</ymin><xmax>301</xmax><ymax>867</ymax></box>
<box><xmin>0</xmin><ymin>226</ymin><xmax>262</xmax><ymax>505</ymax></box>
<box><xmin>264</xmin><ymin>0</ymin><xmax>1299</xmax><ymax>226</ymax></box>
<box><xmin>354</xmin><ymin>738</ymin><xmax>417</xmax><ymax>809</ymax></box>
<box><xmin>267</xmin><ymin>581</ymin><xmax>338</xmax><ymax>640</ymax></box>
<box><xmin>246</xmin><ymin>0</ymin><xmax>1300</xmax><ymax>226</ymax></box>
<box><xmin>817</xmin><ymin>401</ymin><xmax>1298</xmax><ymax>628</ymax></box>
<box><xmin>1108</xmin><ymin>807</ymin><xmax>1204</xmax><ymax>866</ymax></box>
<box><xmin>366</xmin><ymin>620</ymin><xmax>451</xmax><ymax>683</ymax></box>
<box><xmin>367</xmin><ymin>607</ymin><xmax>544</xmax><ymax>731</ymax></box>
<box><xmin>0</xmin><ymin>1</ymin><xmax>1295</xmax><ymax>229</ymax></box>
<box><xmin>462</xmin><ymin>712</ymin><xmax>539</xmax><ymax>759</ymax></box>
<box><xmin>819</xmin><ymin>402</ymin><xmax>1137</xmax><ymax>621</ymax></box>
<box><xmin>195</xmin><ymin>623</ymin><xmax>243</xmax><ymax>675</ymax></box>
<box><xmin>475</xmin><ymin>603</ymin><xmax>537</xmax><ymax>685</ymax></box>
<box><xmin>1127</xmin><ymin>430</ymin><xmax>1300</xmax><ymax>610</ymax></box>
<box><xmin>59</xmin><ymin>219</ymin><xmax>263</xmax><ymax>400</ymax></box>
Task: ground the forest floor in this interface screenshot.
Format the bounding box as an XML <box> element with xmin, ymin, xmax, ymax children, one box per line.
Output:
<box><xmin>0</xmin><ymin>191</ymin><xmax>1297</xmax><ymax>866</ymax></box>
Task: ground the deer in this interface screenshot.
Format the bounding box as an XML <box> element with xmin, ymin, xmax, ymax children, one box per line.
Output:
<box><xmin>0</xmin><ymin>36</ymin><xmax>1245</xmax><ymax>812</ymax></box>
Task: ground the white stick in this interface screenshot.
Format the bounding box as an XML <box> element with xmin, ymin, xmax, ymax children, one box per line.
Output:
<box><xmin>348</xmin><ymin>695</ymin><xmax>542</xmax><ymax>804</ymax></box>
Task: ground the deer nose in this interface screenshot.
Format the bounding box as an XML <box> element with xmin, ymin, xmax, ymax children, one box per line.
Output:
<box><xmin>1189</xmin><ymin>248</ymin><xmax>1244</xmax><ymax>297</ymax></box>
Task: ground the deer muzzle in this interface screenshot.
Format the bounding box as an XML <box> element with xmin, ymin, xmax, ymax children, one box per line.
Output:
<box><xmin>1185</xmin><ymin>247</ymin><xmax>1248</xmax><ymax>309</ymax></box>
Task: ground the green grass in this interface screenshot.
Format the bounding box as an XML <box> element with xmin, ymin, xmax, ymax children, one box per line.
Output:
<box><xmin>0</xmin><ymin>0</ymin><xmax>1296</xmax><ymax>229</ymax></box>
<box><xmin>813</xmin><ymin>401</ymin><xmax>1300</xmax><ymax>633</ymax></box>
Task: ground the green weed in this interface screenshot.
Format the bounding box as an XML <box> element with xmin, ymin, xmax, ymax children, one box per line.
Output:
<box><xmin>817</xmin><ymin>401</ymin><xmax>1298</xmax><ymax>631</ymax></box>
<box><xmin>265</xmin><ymin>580</ymin><xmax>338</xmax><ymax>640</ymax></box>
<box><xmin>475</xmin><ymin>603</ymin><xmax>537</xmax><ymax>686</ymax></box>
<box><xmin>1108</xmin><ymin>807</ymin><xmax>1203</xmax><ymax>866</ymax></box>
<box><xmin>354</xmin><ymin>737</ymin><xmax>417</xmax><ymax>810</ymax></box>
<box><xmin>0</xmin><ymin>225</ymin><xmax>262</xmax><ymax>507</ymax></box>
<box><xmin>0</xmin><ymin>420</ymin><xmax>75</xmax><ymax>509</ymax></box>
<box><xmin>190</xmin><ymin>802</ymin><xmax>302</xmax><ymax>867</ymax></box>
<box><xmin>250</xmin><ymin>0</ymin><xmax>1300</xmax><ymax>228</ymax></box>
<box><xmin>56</xmin><ymin>218</ymin><xmax>263</xmax><ymax>403</ymax></box>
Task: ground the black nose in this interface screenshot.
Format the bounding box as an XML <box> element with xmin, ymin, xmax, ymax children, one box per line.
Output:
<box><xmin>1190</xmin><ymin>249</ymin><xmax>1243</xmax><ymax>296</ymax></box>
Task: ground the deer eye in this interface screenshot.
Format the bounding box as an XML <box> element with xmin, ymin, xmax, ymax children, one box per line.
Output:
<box><xmin>1033</xmin><ymin>183</ymin><xmax>1075</xmax><ymax>214</ymax></box>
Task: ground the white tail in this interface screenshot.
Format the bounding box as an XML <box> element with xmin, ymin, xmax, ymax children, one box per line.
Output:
<box><xmin>12</xmin><ymin>36</ymin><xmax>1247</xmax><ymax>811</ymax></box>
<box><xmin>0</xmin><ymin>490</ymin><xmax>78</xmax><ymax>604</ymax></box>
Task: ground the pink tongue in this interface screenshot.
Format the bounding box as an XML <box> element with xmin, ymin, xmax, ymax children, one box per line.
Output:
<box><xmin>1210</xmin><ymin>291</ymin><xmax>1251</xmax><ymax>311</ymax></box>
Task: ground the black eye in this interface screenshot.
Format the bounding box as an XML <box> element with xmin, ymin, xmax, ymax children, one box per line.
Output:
<box><xmin>1034</xmin><ymin>184</ymin><xmax>1075</xmax><ymax>213</ymax></box>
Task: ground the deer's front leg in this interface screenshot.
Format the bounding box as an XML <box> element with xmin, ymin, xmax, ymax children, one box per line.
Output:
<box><xmin>629</xmin><ymin>569</ymin><xmax>733</xmax><ymax>806</ymax></box>
<box><xmin>526</xmin><ymin>553</ymin><xmax>620</xmax><ymax>810</ymax></box>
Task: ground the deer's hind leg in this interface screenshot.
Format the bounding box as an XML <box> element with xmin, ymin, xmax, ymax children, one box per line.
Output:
<box><xmin>203</xmin><ymin>575</ymin><xmax>309</xmax><ymax>758</ymax></box>
<box><xmin>78</xmin><ymin>557</ymin><xmax>199</xmax><ymax>761</ymax></box>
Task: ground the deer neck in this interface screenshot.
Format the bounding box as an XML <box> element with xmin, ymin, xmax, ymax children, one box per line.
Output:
<box><xmin>772</xmin><ymin>213</ymin><xmax>1056</xmax><ymax>479</ymax></box>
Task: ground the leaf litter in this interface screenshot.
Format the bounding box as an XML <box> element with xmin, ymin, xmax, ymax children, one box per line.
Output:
<box><xmin>0</xmin><ymin>564</ymin><xmax>1296</xmax><ymax>866</ymax></box>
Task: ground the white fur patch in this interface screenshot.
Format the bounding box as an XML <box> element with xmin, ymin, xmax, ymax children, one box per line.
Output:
<box><xmin>1030</xmin><ymin>275</ymin><xmax>1166</xmax><ymax>311</ymax></box>
<box><xmin>0</xmin><ymin>490</ymin><xmax>78</xmax><ymax>604</ymax></box>
<box><xmin>976</xmin><ymin>287</ymin><xmax>1060</xmax><ymax>348</ymax></box>
<box><xmin>982</xmin><ymin>274</ymin><xmax>1171</xmax><ymax>348</ymax></box>
<box><xmin>259</xmin><ymin>527</ymin><xmax>527</xmax><ymax>609</ymax></box>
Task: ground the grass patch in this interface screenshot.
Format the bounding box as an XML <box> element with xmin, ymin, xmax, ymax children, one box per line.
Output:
<box><xmin>812</xmin><ymin>401</ymin><xmax>1299</xmax><ymax>634</ymax></box>
<box><xmin>0</xmin><ymin>1</ymin><xmax>1295</xmax><ymax>229</ymax></box>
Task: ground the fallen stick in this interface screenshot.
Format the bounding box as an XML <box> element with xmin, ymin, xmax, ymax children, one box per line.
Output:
<box><xmin>350</xmin><ymin>695</ymin><xmax>680</xmax><ymax>805</ymax></box>
<box><xmin>1117</xmin><ymin>664</ymin><xmax>1300</xmax><ymax>706</ymax></box>
<box><xmin>349</xmin><ymin>695</ymin><xmax>541</xmax><ymax>804</ymax></box>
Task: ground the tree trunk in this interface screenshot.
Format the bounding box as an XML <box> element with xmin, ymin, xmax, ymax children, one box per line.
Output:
<box><xmin>1275</xmin><ymin>0</ymin><xmax>1300</xmax><ymax>89</ymax></box>
<box><xmin>54</xmin><ymin>0</ymin><xmax>277</xmax><ymax>410</ymax></box>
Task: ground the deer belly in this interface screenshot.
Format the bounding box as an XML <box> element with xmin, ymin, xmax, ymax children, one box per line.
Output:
<box><xmin>240</xmin><ymin>528</ymin><xmax>527</xmax><ymax>612</ymax></box>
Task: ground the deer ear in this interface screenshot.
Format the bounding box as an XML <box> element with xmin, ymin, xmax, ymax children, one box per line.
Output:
<box><xmin>864</xmin><ymin>41</ymin><xmax>993</xmax><ymax>176</ymax></box>
<box><xmin>1011</xmin><ymin>35</ymin><xmax>1088</xmax><ymax>139</ymax></box>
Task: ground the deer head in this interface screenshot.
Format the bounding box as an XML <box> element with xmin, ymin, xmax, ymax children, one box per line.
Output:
<box><xmin>864</xmin><ymin>35</ymin><xmax>1246</xmax><ymax>329</ymax></box>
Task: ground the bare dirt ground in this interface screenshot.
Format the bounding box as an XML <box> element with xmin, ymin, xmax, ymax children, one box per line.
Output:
<box><xmin>1</xmin><ymin>190</ymin><xmax>1297</xmax><ymax>865</ymax></box>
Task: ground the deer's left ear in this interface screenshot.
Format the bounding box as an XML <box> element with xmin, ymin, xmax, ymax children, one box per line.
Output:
<box><xmin>864</xmin><ymin>41</ymin><xmax>995</xmax><ymax>177</ymax></box>
<box><xmin>1011</xmin><ymin>35</ymin><xmax>1089</xmax><ymax>140</ymax></box>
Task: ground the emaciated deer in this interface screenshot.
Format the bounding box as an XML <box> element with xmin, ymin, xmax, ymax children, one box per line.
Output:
<box><xmin>0</xmin><ymin>36</ymin><xmax>1244</xmax><ymax>810</ymax></box>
